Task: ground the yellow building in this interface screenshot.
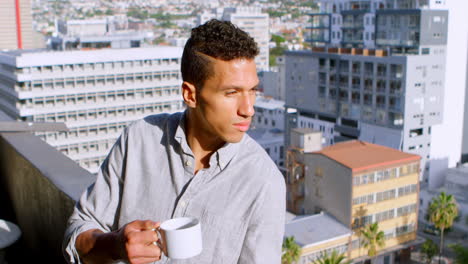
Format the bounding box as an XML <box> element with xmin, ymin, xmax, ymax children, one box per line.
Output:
<box><xmin>285</xmin><ymin>129</ymin><xmax>421</xmax><ymax>264</ymax></box>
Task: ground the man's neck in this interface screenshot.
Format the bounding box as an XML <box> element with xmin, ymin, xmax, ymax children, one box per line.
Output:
<box><xmin>185</xmin><ymin>111</ymin><xmax>225</xmax><ymax>173</ymax></box>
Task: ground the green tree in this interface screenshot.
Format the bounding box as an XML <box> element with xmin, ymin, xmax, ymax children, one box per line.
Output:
<box><xmin>360</xmin><ymin>222</ymin><xmax>385</xmax><ymax>263</ymax></box>
<box><xmin>313</xmin><ymin>250</ymin><xmax>351</xmax><ymax>264</ymax></box>
<box><xmin>428</xmin><ymin>192</ymin><xmax>458</xmax><ymax>263</ymax></box>
<box><xmin>421</xmin><ymin>239</ymin><xmax>438</xmax><ymax>264</ymax></box>
<box><xmin>282</xmin><ymin>236</ymin><xmax>301</xmax><ymax>264</ymax></box>
<box><xmin>449</xmin><ymin>244</ymin><xmax>468</xmax><ymax>264</ymax></box>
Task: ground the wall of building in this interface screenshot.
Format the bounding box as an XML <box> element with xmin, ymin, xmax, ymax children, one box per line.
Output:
<box><xmin>303</xmin><ymin>154</ymin><xmax>353</xmax><ymax>225</ymax></box>
<box><xmin>0</xmin><ymin>47</ymin><xmax>185</xmax><ymax>174</ymax></box>
<box><xmin>430</xmin><ymin>0</ymin><xmax>468</xmax><ymax>180</ymax></box>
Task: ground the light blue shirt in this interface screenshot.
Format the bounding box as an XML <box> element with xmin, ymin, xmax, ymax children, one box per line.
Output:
<box><xmin>63</xmin><ymin>111</ymin><xmax>286</xmax><ymax>264</ymax></box>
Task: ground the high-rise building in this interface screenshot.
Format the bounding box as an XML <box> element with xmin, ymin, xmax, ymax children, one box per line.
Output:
<box><xmin>285</xmin><ymin>0</ymin><xmax>448</xmax><ymax>184</ymax></box>
<box><xmin>428</xmin><ymin>0</ymin><xmax>468</xmax><ymax>173</ymax></box>
<box><xmin>249</xmin><ymin>96</ymin><xmax>286</xmax><ymax>169</ymax></box>
<box><xmin>0</xmin><ymin>47</ymin><xmax>185</xmax><ymax>173</ymax></box>
<box><xmin>197</xmin><ymin>7</ymin><xmax>270</xmax><ymax>71</ymax></box>
<box><xmin>0</xmin><ymin>0</ymin><xmax>44</xmax><ymax>49</ymax></box>
<box><xmin>286</xmin><ymin>130</ymin><xmax>420</xmax><ymax>263</ymax></box>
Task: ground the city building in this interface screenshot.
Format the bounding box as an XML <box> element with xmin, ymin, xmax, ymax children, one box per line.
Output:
<box><xmin>286</xmin><ymin>129</ymin><xmax>421</xmax><ymax>264</ymax></box>
<box><xmin>251</xmin><ymin>96</ymin><xmax>285</xmax><ymax>131</ymax></box>
<box><xmin>0</xmin><ymin>0</ymin><xmax>45</xmax><ymax>49</ymax></box>
<box><xmin>0</xmin><ymin>47</ymin><xmax>185</xmax><ymax>173</ymax></box>
<box><xmin>285</xmin><ymin>0</ymin><xmax>448</xmax><ymax>184</ymax></box>
<box><xmin>419</xmin><ymin>163</ymin><xmax>468</xmax><ymax>233</ymax></box>
<box><xmin>197</xmin><ymin>7</ymin><xmax>270</xmax><ymax>71</ymax></box>
<box><xmin>428</xmin><ymin>0</ymin><xmax>468</xmax><ymax>186</ymax></box>
<box><xmin>249</xmin><ymin>96</ymin><xmax>286</xmax><ymax>169</ymax></box>
<box><xmin>50</xmin><ymin>17</ymin><xmax>154</xmax><ymax>50</ymax></box>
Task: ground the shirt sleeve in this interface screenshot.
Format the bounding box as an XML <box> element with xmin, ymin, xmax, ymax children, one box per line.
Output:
<box><xmin>237</xmin><ymin>169</ymin><xmax>286</xmax><ymax>264</ymax></box>
<box><xmin>62</xmin><ymin>128</ymin><xmax>129</xmax><ymax>264</ymax></box>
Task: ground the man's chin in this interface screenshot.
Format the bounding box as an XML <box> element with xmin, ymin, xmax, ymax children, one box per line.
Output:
<box><xmin>224</xmin><ymin>133</ymin><xmax>245</xmax><ymax>144</ymax></box>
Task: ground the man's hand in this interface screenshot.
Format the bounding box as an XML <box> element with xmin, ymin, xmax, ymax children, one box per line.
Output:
<box><xmin>76</xmin><ymin>220</ymin><xmax>162</xmax><ymax>264</ymax></box>
<box><xmin>117</xmin><ymin>220</ymin><xmax>162</xmax><ymax>264</ymax></box>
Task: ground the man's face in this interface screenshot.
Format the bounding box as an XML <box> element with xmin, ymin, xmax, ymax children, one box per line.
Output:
<box><xmin>193</xmin><ymin>58</ymin><xmax>259</xmax><ymax>144</ymax></box>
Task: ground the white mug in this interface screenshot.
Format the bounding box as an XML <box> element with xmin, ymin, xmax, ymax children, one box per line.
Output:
<box><xmin>157</xmin><ymin>217</ymin><xmax>203</xmax><ymax>259</ymax></box>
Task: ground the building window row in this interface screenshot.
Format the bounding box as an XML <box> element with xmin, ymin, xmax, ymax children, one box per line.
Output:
<box><xmin>17</xmin><ymin>58</ymin><xmax>180</xmax><ymax>75</ymax></box>
<box><xmin>38</xmin><ymin>120</ymin><xmax>131</xmax><ymax>142</ymax></box>
<box><xmin>16</xmin><ymin>70</ymin><xmax>180</xmax><ymax>92</ymax></box>
<box><xmin>396</xmin><ymin>203</ymin><xmax>417</xmax><ymax>217</ymax></box>
<box><xmin>77</xmin><ymin>155</ymin><xmax>108</xmax><ymax>172</ymax></box>
<box><xmin>58</xmin><ymin>138</ymin><xmax>117</xmax><ymax>156</ymax></box>
<box><xmin>22</xmin><ymin>86</ymin><xmax>180</xmax><ymax>109</ymax></box>
<box><xmin>353</xmin><ymin>163</ymin><xmax>419</xmax><ymax>186</ymax></box>
<box><xmin>318</xmin><ymin>59</ymin><xmax>403</xmax><ymax>80</ymax></box>
<box><xmin>32</xmin><ymin>100</ymin><xmax>182</xmax><ymax>123</ymax></box>
<box><xmin>353</xmin><ymin>184</ymin><xmax>417</xmax><ymax>206</ymax></box>
<box><xmin>395</xmin><ymin>223</ymin><xmax>416</xmax><ymax>236</ymax></box>
<box><xmin>351</xmin><ymin>222</ymin><xmax>416</xmax><ymax>250</ymax></box>
<box><xmin>354</xmin><ymin>204</ymin><xmax>417</xmax><ymax>228</ymax></box>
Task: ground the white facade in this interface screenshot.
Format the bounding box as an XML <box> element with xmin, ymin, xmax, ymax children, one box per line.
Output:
<box><xmin>252</xmin><ymin>96</ymin><xmax>285</xmax><ymax>131</ymax></box>
<box><xmin>429</xmin><ymin>0</ymin><xmax>468</xmax><ymax>186</ymax></box>
<box><xmin>247</xmin><ymin>128</ymin><xmax>284</xmax><ymax>168</ymax></box>
<box><xmin>197</xmin><ymin>7</ymin><xmax>270</xmax><ymax>72</ymax></box>
<box><xmin>419</xmin><ymin>164</ymin><xmax>468</xmax><ymax>233</ymax></box>
<box><xmin>0</xmin><ymin>47</ymin><xmax>185</xmax><ymax>174</ymax></box>
<box><xmin>250</xmin><ymin>95</ymin><xmax>285</xmax><ymax>168</ymax></box>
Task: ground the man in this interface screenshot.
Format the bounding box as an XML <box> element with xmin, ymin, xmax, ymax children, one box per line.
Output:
<box><xmin>63</xmin><ymin>19</ymin><xmax>285</xmax><ymax>264</ymax></box>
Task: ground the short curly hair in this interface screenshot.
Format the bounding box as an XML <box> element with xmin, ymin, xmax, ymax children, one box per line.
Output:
<box><xmin>181</xmin><ymin>19</ymin><xmax>259</xmax><ymax>89</ymax></box>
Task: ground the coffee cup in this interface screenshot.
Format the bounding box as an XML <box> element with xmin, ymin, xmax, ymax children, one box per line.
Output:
<box><xmin>156</xmin><ymin>217</ymin><xmax>203</xmax><ymax>259</ymax></box>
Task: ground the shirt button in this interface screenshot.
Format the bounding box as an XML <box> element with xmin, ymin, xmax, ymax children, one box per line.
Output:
<box><xmin>185</xmin><ymin>160</ymin><xmax>192</xmax><ymax>167</ymax></box>
<box><xmin>180</xmin><ymin>200</ymin><xmax>186</xmax><ymax>207</ymax></box>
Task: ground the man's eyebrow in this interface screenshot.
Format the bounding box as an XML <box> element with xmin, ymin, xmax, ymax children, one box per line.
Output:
<box><xmin>220</xmin><ymin>84</ymin><xmax>259</xmax><ymax>90</ymax></box>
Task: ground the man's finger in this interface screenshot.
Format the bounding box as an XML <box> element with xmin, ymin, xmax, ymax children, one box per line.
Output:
<box><xmin>127</xmin><ymin>241</ymin><xmax>162</xmax><ymax>259</ymax></box>
<box><xmin>126</xmin><ymin>229</ymin><xmax>159</xmax><ymax>245</ymax></box>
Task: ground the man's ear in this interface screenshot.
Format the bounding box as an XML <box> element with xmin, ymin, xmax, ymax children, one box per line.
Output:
<box><xmin>182</xmin><ymin>81</ymin><xmax>197</xmax><ymax>108</ymax></box>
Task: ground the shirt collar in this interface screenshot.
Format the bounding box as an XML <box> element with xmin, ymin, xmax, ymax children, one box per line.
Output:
<box><xmin>174</xmin><ymin>110</ymin><xmax>240</xmax><ymax>170</ymax></box>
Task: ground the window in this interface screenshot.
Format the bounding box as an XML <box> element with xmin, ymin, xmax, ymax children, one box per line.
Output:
<box><xmin>422</xmin><ymin>48</ymin><xmax>430</xmax><ymax>55</ymax></box>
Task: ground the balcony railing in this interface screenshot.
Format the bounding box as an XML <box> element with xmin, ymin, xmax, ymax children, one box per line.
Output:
<box><xmin>0</xmin><ymin>114</ymin><xmax>95</xmax><ymax>262</ymax></box>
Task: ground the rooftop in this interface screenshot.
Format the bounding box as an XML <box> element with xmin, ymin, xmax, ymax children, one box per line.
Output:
<box><xmin>0</xmin><ymin>46</ymin><xmax>183</xmax><ymax>66</ymax></box>
<box><xmin>314</xmin><ymin>140</ymin><xmax>420</xmax><ymax>172</ymax></box>
<box><xmin>284</xmin><ymin>212</ymin><xmax>352</xmax><ymax>247</ymax></box>
<box><xmin>254</xmin><ymin>96</ymin><xmax>285</xmax><ymax>110</ymax></box>
<box><xmin>247</xmin><ymin>127</ymin><xmax>283</xmax><ymax>145</ymax></box>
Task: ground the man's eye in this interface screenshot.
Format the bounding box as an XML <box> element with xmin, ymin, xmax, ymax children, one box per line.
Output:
<box><xmin>226</xmin><ymin>90</ymin><xmax>237</xmax><ymax>95</ymax></box>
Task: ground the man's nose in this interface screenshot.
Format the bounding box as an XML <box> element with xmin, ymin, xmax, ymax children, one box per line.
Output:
<box><xmin>238</xmin><ymin>94</ymin><xmax>255</xmax><ymax>118</ymax></box>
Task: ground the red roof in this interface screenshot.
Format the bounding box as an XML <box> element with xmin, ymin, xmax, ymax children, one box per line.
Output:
<box><xmin>314</xmin><ymin>140</ymin><xmax>420</xmax><ymax>172</ymax></box>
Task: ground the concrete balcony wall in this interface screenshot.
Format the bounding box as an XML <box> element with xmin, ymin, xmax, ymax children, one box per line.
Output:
<box><xmin>0</xmin><ymin>128</ymin><xmax>95</xmax><ymax>263</ymax></box>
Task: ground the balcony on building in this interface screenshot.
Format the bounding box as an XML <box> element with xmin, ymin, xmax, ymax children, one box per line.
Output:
<box><xmin>375</xmin><ymin>9</ymin><xmax>421</xmax><ymax>54</ymax></box>
<box><xmin>307</xmin><ymin>13</ymin><xmax>331</xmax><ymax>44</ymax></box>
<box><xmin>0</xmin><ymin>111</ymin><xmax>95</xmax><ymax>263</ymax></box>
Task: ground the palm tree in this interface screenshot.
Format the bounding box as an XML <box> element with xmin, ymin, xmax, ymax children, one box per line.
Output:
<box><xmin>360</xmin><ymin>222</ymin><xmax>385</xmax><ymax>263</ymax></box>
<box><xmin>282</xmin><ymin>236</ymin><xmax>301</xmax><ymax>264</ymax></box>
<box><xmin>313</xmin><ymin>250</ymin><xmax>351</xmax><ymax>264</ymax></box>
<box><xmin>449</xmin><ymin>244</ymin><xmax>468</xmax><ymax>264</ymax></box>
<box><xmin>428</xmin><ymin>192</ymin><xmax>458</xmax><ymax>263</ymax></box>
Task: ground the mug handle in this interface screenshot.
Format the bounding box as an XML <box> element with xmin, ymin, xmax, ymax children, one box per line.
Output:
<box><xmin>152</xmin><ymin>227</ymin><xmax>167</xmax><ymax>257</ymax></box>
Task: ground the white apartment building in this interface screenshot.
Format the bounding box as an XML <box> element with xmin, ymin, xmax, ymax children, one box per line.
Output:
<box><xmin>197</xmin><ymin>7</ymin><xmax>270</xmax><ymax>72</ymax></box>
<box><xmin>249</xmin><ymin>96</ymin><xmax>286</xmax><ymax>169</ymax></box>
<box><xmin>0</xmin><ymin>47</ymin><xmax>185</xmax><ymax>174</ymax></box>
<box><xmin>286</xmin><ymin>0</ymin><xmax>448</xmax><ymax>184</ymax></box>
<box><xmin>419</xmin><ymin>164</ymin><xmax>468</xmax><ymax>233</ymax></box>
<box><xmin>251</xmin><ymin>96</ymin><xmax>285</xmax><ymax>131</ymax></box>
